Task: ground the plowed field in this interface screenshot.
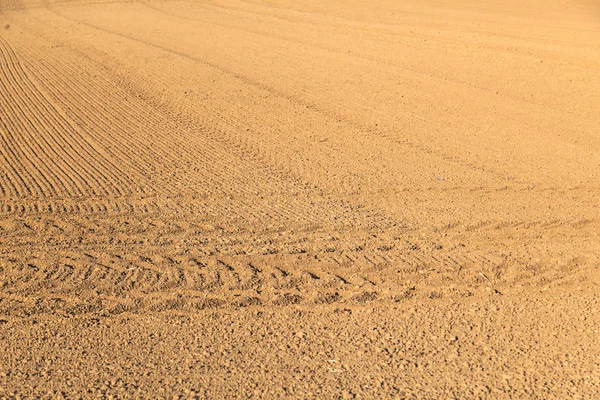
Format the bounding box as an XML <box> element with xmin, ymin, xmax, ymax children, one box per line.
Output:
<box><xmin>1</xmin><ymin>0</ymin><xmax>599</xmax><ymax>397</ymax></box>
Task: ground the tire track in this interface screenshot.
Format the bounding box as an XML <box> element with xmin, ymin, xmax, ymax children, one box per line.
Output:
<box><xmin>1</xmin><ymin>237</ymin><xmax>596</xmax><ymax>316</ymax></box>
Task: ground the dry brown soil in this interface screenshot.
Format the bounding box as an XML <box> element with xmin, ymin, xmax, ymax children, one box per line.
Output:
<box><xmin>1</xmin><ymin>0</ymin><xmax>599</xmax><ymax>398</ymax></box>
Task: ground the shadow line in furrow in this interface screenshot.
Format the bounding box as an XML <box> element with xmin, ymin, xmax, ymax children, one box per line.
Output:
<box><xmin>0</xmin><ymin>121</ymin><xmax>36</xmax><ymax>197</ymax></box>
<box><xmin>0</xmin><ymin>195</ymin><xmax>163</xmax><ymax>215</ymax></box>
<box><xmin>23</xmin><ymin>54</ymin><xmax>169</xmax><ymax>186</ymax></box>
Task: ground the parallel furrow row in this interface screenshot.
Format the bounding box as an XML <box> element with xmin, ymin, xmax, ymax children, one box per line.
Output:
<box><xmin>10</xmin><ymin>25</ymin><xmax>325</xmax><ymax>225</ymax></box>
<box><xmin>49</xmin><ymin>6</ymin><xmax>511</xmax><ymax>200</ymax></box>
<box><xmin>45</xmin><ymin>9</ymin><xmax>414</xmax><ymax>192</ymax></box>
<box><xmin>138</xmin><ymin>2</ymin><xmax>520</xmax><ymax>182</ymax></box>
<box><xmin>10</xmin><ymin>18</ymin><xmax>399</xmax><ymax>230</ymax></box>
<box><xmin>0</xmin><ymin>34</ymin><xmax>139</xmax><ymax>199</ymax></box>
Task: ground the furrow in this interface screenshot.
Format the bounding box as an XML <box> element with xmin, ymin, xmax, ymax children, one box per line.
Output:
<box><xmin>0</xmin><ymin>36</ymin><xmax>94</xmax><ymax>197</ymax></box>
<box><xmin>0</xmin><ymin>38</ymin><xmax>58</xmax><ymax>197</ymax></box>
<box><xmin>0</xmin><ymin>36</ymin><xmax>132</xmax><ymax>197</ymax></box>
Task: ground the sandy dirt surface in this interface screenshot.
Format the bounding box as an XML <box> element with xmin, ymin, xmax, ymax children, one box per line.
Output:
<box><xmin>0</xmin><ymin>0</ymin><xmax>599</xmax><ymax>397</ymax></box>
